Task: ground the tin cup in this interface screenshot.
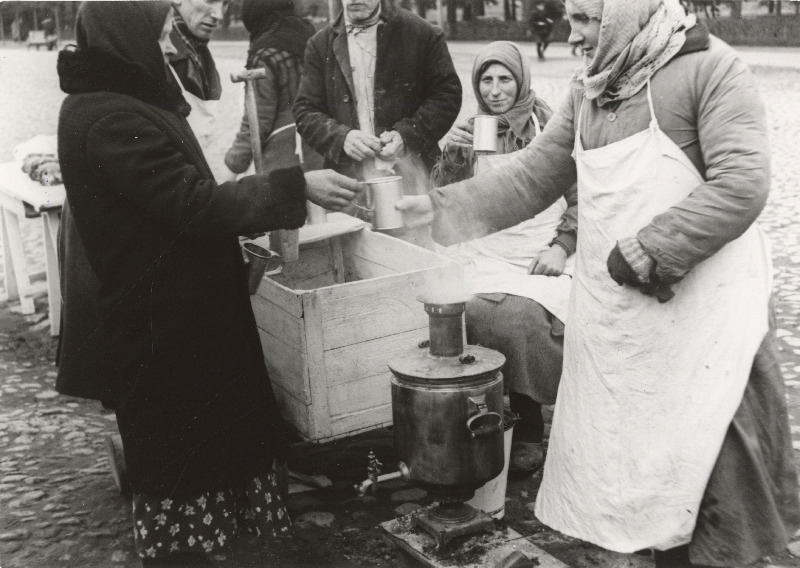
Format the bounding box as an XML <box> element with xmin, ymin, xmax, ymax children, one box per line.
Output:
<box><xmin>242</xmin><ymin>242</ymin><xmax>283</xmax><ymax>295</ymax></box>
<box><xmin>472</xmin><ymin>115</ymin><xmax>499</xmax><ymax>154</ymax></box>
<box><xmin>365</xmin><ymin>175</ymin><xmax>404</xmax><ymax>230</ymax></box>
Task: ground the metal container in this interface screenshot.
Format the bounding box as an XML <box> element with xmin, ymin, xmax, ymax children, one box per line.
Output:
<box><xmin>242</xmin><ymin>242</ymin><xmax>283</xmax><ymax>295</ymax></box>
<box><xmin>472</xmin><ymin>115</ymin><xmax>498</xmax><ymax>154</ymax></box>
<box><xmin>389</xmin><ymin>346</ymin><xmax>506</xmax><ymax>494</ymax></box>
<box><xmin>365</xmin><ymin>175</ymin><xmax>404</xmax><ymax>230</ymax></box>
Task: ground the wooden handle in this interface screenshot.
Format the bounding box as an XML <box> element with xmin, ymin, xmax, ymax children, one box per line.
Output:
<box><xmin>230</xmin><ymin>68</ymin><xmax>268</xmax><ymax>83</ymax></box>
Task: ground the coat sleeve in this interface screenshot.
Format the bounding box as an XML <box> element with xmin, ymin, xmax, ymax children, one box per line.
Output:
<box><xmin>391</xmin><ymin>28</ymin><xmax>461</xmax><ymax>156</ymax></box>
<box><xmin>637</xmin><ymin>52</ymin><xmax>770</xmax><ymax>284</ymax></box>
<box><xmin>86</xmin><ymin>112</ymin><xmax>307</xmax><ymax>237</ymax></box>
<box><xmin>225</xmin><ymin>62</ymin><xmax>280</xmax><ymax>174</ymax></box>
<box><xmin>430</xmin><ymin>90</ymin><xmax>579</xmax><ymax>246</ymax></box>
<box><xmin>293</xmin><ymin>39</ymin><xmax>352</xmax><ymax>165</ymax></box>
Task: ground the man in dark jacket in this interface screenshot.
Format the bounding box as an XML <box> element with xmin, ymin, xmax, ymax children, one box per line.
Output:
<box><xmin>293</xmin><ymin>0</ymin><xmax>461</xmax><ymax>198</ymax></box>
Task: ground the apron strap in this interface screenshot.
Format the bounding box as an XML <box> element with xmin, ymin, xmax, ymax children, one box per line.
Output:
<box><xmin>645</xmin><ymin>80</ymin><xmax>659</xmax><ymax>130</ymax></box>
<box><xmin>531</xmin><ymin>111</ymin><xmax>542</xmax><ymax>136</ymax></box>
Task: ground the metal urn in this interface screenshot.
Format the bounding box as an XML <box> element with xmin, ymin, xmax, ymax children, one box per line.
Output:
<box><xmin>388</xmin><ymin>294</ymin><xmax>506</xmax><ymax>549</ymax></box>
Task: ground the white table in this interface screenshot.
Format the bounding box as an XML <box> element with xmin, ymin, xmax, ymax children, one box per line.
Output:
<box><xmin>0</xmin><ymin>161</ymin><xmax>66</xmax><ymax>335</ymax></box>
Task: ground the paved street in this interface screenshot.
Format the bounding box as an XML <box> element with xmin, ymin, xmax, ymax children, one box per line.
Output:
<box><xmin>1</xmin><ymin>40</ymin><xmax>800</xmax><ymax>567</ymax></box>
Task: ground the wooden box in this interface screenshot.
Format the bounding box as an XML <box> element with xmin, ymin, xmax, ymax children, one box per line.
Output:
<box><xmin>251</xmin><ymin>228</ymin><xmax>462</xmax><ymax>443</ymax></box>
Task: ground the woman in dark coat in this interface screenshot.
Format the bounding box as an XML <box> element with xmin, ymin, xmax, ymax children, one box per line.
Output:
<box><xmin>57</xmin><ymin>2</ymin><xmax>361</xmax><ymax>565</ymax></box>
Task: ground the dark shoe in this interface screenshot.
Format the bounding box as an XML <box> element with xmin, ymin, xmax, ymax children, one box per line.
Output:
<box><xmin>509</xmin><ymin>441</ymin><xmax>543</xmax><ymax>475</ymax></box>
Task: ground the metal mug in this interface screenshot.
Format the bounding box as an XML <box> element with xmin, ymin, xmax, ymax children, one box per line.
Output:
<box><xmin>365</xmin><ymin>175</ymin><xmax>404</xmax><ymax>230</ymax></box>
<box><xmin>242</xmin><ymin>242</ymin><xmax>283</xmax><ymax>295</ymax></box>
<box><xmin>472</xmin><ymin>115</ymin><xmax>498</xmax><ymax>154</ymax></box>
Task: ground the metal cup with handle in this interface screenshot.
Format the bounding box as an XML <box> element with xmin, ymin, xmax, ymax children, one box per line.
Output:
<box><xmin>242</xmin><ymin>242</ymin><xmax>283</xmax><ymax>295</ymax></box>
<box><xmin>472</xmin><ymin>115</ymin><xmax>499</xmax><ymax>154</ymax></box>
<box><xmin>365</xmin><ymin>176</ymin><xmax>404</xmax><ymax>230</ymax></box>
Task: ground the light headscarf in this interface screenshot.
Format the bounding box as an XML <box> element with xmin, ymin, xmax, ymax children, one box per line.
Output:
<box><xmin>574</xmin><ymin>0</ymin><xmax>696</xmax><ymax>106</ymax></box>
<box><xmin>471</xmin><ymin>41</ymin><xmax>545</xmax><ymax>149</ymax></box>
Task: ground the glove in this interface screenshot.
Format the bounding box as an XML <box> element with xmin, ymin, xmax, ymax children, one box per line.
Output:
<box><xmin>607</xmin><ymin>243</ymin><xmax>675</xmax><ymax>303</ymax></box>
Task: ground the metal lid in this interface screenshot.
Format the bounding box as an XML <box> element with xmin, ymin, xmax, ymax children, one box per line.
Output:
<box><xmin>388</xmin><ymin>345</ymin><xmax>505</xmax><ymax>387</ymax></box>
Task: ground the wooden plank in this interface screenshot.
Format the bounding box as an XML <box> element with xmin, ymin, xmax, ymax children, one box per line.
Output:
<box><xmin>324</xmin><ymin>329</ymin><xmax>425</xmax><ymax>389</ymax></box>
<box><xmin>330</xmin><ymin>236</ymin><xmax>346</xmax><ymax>284</ymax></box>
<box><xmin>321</xmin><ymin>292</ymin><xmax>427</xmax><ymax>350</ymax></box>
<box><xmin>342</xmin><ymin>230</ymin><xmax>445</xmax><ymax>273</ymax></box>
<box><xmin>1</xmin><ymin>207</ymin><xmax>35</xmax><ymax>313</ymax></box>
<box><xmin>42</xmin><ymin>211</ymin><xmax>60</xmax><ymax>336</ymax></box>
<box><xmin>345</xmin><ymin>254</ymin><xmax>399</xmax><ymax>281</ymax></box>
<box><xmin>329</xmin><ymin>405</ymin><xmax>393</xmax><ymax>439</ymax></box>
<box><xmin>272</xmin><ymin>381</ymin><xmax>311</xmax><ymax>439</ymax></box>
<box><xmin>321</xmin><ymin>263</ymin><xmax>461</xmax><ymax>303</ymax></box>
<box><xmin>302</xmin><ymin>292</ymin><xmax>332</xmax><ymax>441</ymax></box>
<box><xmin>327</xmin><ymin>372</ymin><xmax>394</xmax><ymax>417</ymax></box>
<box><xmin>257</xmin><ymin>328</ymin><xmax>310</xmax><ymax>405</ymax></box>
<box><xmin>272</xmin><ymin>242</ymin><xmax>336</xmax><ymax>291</ymax></box>
<box><xmin>250</xmin><ymin>294</ymin><xmax>305</xmax><ymax>350</ymax></box>
<box><xmin>256</xmin><ymin>276</ymin><xmax>304</xmax><ymax>318</ymax></box>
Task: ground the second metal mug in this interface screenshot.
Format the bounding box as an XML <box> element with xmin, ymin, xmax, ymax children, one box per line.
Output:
<box><xmin>365</xmin><ymin>175</ymin><xmax>404</xmax><ymax>230</ymax></box>
<box><xmin>472</xmin><ymin>115</ymin><xmax>498</xmax><ymax>154</ymax></box>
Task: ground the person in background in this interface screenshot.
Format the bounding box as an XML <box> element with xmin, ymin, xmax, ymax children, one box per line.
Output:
<box><xmin>169</xmin><ymin>0</ymin><xmax>224</xmax><ymax>102</ymax></box>
<box><xmin>431</xmin><ymin>41</ymin><xmax>576</xmax><ymax>476</ymax></box>
<box><xmin>292</xmin><ymin>0</ymin><xmax>461</xmax><ymax>215</ymax></box>
<box><xmin>224</xmin><ymin>0</ymin><xmax>322</xmax><ymax>179</ymax></box>
<box><xmin>527</xmin><ymin>0</ymin><xmax>565</xmax><ymax>60</ymax></box>
<box><xmin>397</xmin><ymin>0</ymin><xmax>800</xmax><ymax>565</ymax></box>
<box><xmin>56</xmin><ymin>3</ymin><xmax>362</xmax><ymax>566</ymax></box>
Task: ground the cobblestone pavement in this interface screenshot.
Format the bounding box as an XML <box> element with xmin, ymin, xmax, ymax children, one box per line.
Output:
<box><xmin>1</xmin><ymin>42</ymin><xmax>800</xmax><ymax>568</ymax></box>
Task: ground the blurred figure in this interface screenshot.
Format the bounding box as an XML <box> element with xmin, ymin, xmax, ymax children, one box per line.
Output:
<box><xmin>56</xmin><ymin>3</ymin><xmax>362</xmax><ymax>566</ymax></box>
<box><xmin>527</xmin><ymin>0</ymin><xmax>565</xmax><ymax>60</ymax></box>
<box><xmin>432</xmin><ymin>41</ymin><xmax>577</xmax><ymax>476</ymax></box>
<box><xmin>224</xmin><ymin>0</ymin><xmax>322</xmax><ymax>178</ymax></box>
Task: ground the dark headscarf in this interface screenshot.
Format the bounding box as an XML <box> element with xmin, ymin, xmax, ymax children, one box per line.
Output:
<box><xmin>241</xmin><ymin>0</ymin><xmax>315</xmax><ymax>60</ymax></box>
<box><xmin>58</xmin><ymin>1</ymin><xmax>188</xmax><ymax>116</ymax></box>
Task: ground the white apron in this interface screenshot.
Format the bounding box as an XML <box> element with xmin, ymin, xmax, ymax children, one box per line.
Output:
<box><xmin>442</xmin><ymin>113</ymin><xmax>574</xmax><ymax>323</ymax></box>
<box><xmin>169</xmin><ymin>66</ymin><xmax>221</xmax><ymax>167</ymax></box>
<box><xmin>534</xmin><ymin>83</ymin><xmax>772</xmax><ymax>552</ymax></box>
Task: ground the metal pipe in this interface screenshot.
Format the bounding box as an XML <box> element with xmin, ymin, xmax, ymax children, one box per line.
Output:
<box><xmin>354</xmin><ymin>471</ymin><xmax>402</xmax><ymax>496</ymax></box>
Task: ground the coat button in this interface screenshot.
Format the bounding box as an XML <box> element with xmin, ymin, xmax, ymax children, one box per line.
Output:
<box><xmin>343</xmin><ymin>95</ymin><xmax>350</xmax><ymax>102</ymax></box>
<box><xmin>608</xmin><ymin>112</ymin><xmax>617</xmax><ymax>122</ymax></box>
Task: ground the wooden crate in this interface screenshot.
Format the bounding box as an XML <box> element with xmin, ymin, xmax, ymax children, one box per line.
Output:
<box><xmin>251</xmin><ymin>229</ymin><xmax>463</xmax><ymax>443</ymax></box>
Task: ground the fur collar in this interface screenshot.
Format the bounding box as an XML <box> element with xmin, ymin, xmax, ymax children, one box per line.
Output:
<box><xmin>58</xmin><ymin>47</ymin><xmax>191</xmax><ymax>117</ymax></box>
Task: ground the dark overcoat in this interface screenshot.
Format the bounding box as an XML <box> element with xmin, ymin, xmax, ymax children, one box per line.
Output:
<box><xmin>292</xmin><ymin>4</ymin><xmax>461</xmax><ymax>180</ymax></box>
<box><xmin>56</xmin><ymin>3</ymin><xmax>306</xmax><ymax>497</ymax></box>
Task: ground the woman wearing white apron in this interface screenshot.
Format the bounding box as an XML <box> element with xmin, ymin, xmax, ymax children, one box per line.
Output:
<box><xmin>431</xmin><ymin>41</ymin><xmax>577</xmax><ymax>476</ymax></box>
<box><xmin>397</xmin><ymin>0</ymin><xmax>800</xmax><ymax>565</ymax></box>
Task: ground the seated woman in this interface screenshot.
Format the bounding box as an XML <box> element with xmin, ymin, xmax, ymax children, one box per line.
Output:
<box><xmin>432</xmin><ymin>41</ymin><xmax>576</xmax><ymax>476</ymax></box>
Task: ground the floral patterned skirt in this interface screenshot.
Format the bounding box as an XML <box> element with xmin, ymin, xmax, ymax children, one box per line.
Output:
<box><xmin>132</xmin><ymin>470</ymin><xmax>291</xmax><ymax>559</ymax></box>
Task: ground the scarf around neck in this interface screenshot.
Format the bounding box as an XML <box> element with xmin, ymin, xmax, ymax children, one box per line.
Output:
<box><xmin>577</xmin><ymin>0</ymin><xmax>696</xmax><ymax>106</ymax></box>
<box><xmin>345</xmin><ymin>2</ymin><xmax>382</xmax><ymax>33</ymax></box>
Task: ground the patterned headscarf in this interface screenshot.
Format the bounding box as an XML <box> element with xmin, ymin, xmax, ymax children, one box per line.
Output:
<box><xmin>574</xmin><ymin>0</ymin><xmax>695</xmax><ymax>105</ymax></box>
